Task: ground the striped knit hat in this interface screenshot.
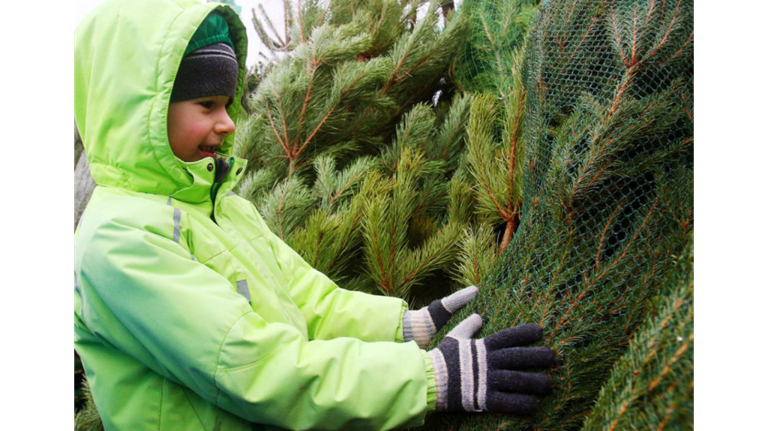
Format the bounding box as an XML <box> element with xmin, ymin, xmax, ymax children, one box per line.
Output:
<box><xmin>171</xmin><ymin>12</ymin><xmax>239</xmax><ymax>103</ymax></box>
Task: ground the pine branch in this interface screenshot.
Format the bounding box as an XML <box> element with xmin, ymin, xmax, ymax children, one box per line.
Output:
<box><xmin>257</xmin><ymin>177</ymin><xmax>315</xmax><ymax>241</ymax></box>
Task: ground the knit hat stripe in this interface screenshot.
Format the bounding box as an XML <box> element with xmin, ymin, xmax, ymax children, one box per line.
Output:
<box><xmin>186</xmin><ymin>47</ymin><xmax>237</xmax><ymax>59</ymax></box>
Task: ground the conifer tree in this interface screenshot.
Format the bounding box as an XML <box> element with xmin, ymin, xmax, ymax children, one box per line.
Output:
<box><xmin>422</xmin><ymin>0</ymin><xmax>693</xmax><ymax>429</ymax></box>
<box><xmin>451</xmin><ymin>0</ymin><xmax>538</xmax><ymax>95</ymax></box>
<box><xmin>237</xmin><ymin>0</ymin><xmax>497</xmax><ymax>304</ymax></box>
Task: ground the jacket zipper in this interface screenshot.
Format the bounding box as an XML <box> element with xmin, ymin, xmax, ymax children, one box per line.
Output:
<box><xmin>210</xmin><ymin>156</ymin><xmax>235</xmax><ymax>223</ymax></box>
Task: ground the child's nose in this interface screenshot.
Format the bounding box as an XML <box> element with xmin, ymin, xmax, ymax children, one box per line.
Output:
<box><xmin>215</xmin><ymin>109</ymin><xmax>235</xmax><ymax>136</ymax></box>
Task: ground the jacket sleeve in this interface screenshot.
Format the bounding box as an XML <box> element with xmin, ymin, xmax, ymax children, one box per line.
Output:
<box><xmin>78</xmin><ymin>216</ymin><xmax>436</xmax><ymax>430</ymax></box>
<box><xmin>249</xmin><ymin>203</ymin><xmax>410</xmax><ymax>343</ymax></box>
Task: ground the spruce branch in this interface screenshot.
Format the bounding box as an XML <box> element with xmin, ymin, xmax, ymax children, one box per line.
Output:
<box><xmin>397</xmin><ymin>220</ymin><xmax>462</xmax><ymax>299</ymax></box>
<box><xmin>431</xmin><ymin>92</ymin><xmax>471</xmax><ymax>166</ymax></box>
<box><xmin>313</xmin><ymin>155</ymin><xmax>376</xmax><ymax>209</ymax></box>
<box><xmin>362</xmin><ymin>147</ymin><xmax>453</xmax><ymax>297</ymax></box>
<box><xmin>381</xmin><ymin>0</ymin><xmax>466</xmax><ymax>95</ymax></box>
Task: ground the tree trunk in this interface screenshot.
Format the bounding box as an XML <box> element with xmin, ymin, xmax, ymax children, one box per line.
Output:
<box><xmin>74</xmin><ymin>150</ymin><xmax>96</xmax><ymax>231</ymax></box>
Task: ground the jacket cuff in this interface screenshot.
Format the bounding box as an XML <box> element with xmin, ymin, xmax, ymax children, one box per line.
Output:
<box><xmin>394</xmin><ymin>302</ymin><xmax>408</xmax><ymax>342</ymax></box>
<box><xmin>419</xmin><ymin>350</ymin><xmax>437</xmax><ymax>413</ymax></box>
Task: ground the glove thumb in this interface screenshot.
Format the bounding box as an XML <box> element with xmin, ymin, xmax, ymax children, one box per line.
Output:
<box><xmin>446</xmin><ymin>314</ymin><xmax>483</xmax><ymax>340</ymax></box>
<box><xmin>442</xmin><ymin>285</ymin><xmax>479</xmax><ymax>312</ymax></box>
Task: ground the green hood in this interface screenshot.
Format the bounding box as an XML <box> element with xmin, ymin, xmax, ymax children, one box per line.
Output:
<box><xmin>74</xmin><ymin>0</ymin><xmax>248</xmax><ymax>203</ymax></box>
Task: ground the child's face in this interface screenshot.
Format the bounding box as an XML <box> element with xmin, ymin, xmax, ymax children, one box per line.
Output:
<box><xmin>167</xmin><ymin>95</ymin><xmax>235</xmax><ymax>162</ymax></box>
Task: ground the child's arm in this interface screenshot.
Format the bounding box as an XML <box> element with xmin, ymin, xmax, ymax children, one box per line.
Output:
<box><xmin>260</xmin><ymin>222</ymin><xmax>477</xmax><ymax>344</ymax></box>
<box><xmin>77</xmin><ymin>215</ymin><xmax>436</xmax><ymax>430</ymax></box>
<box><xmin>263</xmin><ymin>225</ymin><xmax>411</xmax><ymax>342</ymax></box>
<box><xmin>235</xmin><ymin>200</ymin><xmax>404</xmax><ymax>342</ymax></box>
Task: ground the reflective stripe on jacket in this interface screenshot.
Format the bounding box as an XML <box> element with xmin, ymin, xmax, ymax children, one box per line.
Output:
<box><xmin>74</xmin><ymin>1</ymin><xmax>436</xmax><ymax>429</ymax></box>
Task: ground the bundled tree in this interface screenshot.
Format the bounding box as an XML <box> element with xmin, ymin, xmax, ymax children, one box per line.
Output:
<box><xmin>423</xmin><ymin>0</ymin><xmax>693</xmax><ymax>429</ymax></box>
<box><xmin>582</xmin><ymin>232</ymin><xmax>693</xmax><ymax>431</ymax></box>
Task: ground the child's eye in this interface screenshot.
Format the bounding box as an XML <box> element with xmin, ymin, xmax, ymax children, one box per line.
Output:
<box><xmin>198</xmin><ymin>101</ymin><xmax>214</xmax><ymax>109</ymax></box>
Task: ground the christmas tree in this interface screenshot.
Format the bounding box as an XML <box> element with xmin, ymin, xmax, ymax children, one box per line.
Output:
<box><xmin>422</xmin><ymin>0</ymin><xmax>693</xmax><ymax>429</ymax></box>
<box><xmin>451</xmin><ymin>0</ymin><xmax>538</xmax><ymax>95</ymax></box>
<box><xmin>237</xmin><ymin>0</ymin><xmax>519</xmax><ymax>305</ymax></box>
<box><xmin>582</xmin><ymin>232</ymin><xmax>693</xmax><ymax>431</ymax></box>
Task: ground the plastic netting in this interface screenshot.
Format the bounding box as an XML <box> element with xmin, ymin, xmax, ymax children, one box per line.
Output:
<box><xmin>430</xmin><ymin>0</ymin><xmax>693</xmax><ymax>429</ymax></box>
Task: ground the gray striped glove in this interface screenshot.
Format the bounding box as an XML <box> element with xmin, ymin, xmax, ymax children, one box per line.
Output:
<box><xmin>428</xmin><ymin>314</ymin><xmax>554</xmax><ymax>414</ymax></box>
<box><xmin>403</xmin><ymin>286</ymin><xmax>479</xmax><ymax>348</ymax></box>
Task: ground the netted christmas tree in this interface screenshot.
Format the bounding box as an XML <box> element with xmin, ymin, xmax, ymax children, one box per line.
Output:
<box><xmin>582</xmin><ymin>232</ymin><xmax>693</xmax><ymax>431</ymax></box>
<box><xmin>421</xmin><ymin>0</ymin><xmax>693</xmax><ymax>429</ymax></box>
<box><xmin>237</xmin><ymin>0</ymin><xmax>530</xmax><ymax>304</ymax></box>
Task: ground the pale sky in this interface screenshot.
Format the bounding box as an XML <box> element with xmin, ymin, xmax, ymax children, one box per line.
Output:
<box><xmin>74</xmin><ymin>0</ymin><xmax>287</xmax><ymax>69</ymax></box>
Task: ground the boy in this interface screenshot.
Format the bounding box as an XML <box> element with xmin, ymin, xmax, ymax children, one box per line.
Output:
<box><xmin>74</xmin><ymin>1</ymin><xmax>554</xmax><ymax>430</ymax></box>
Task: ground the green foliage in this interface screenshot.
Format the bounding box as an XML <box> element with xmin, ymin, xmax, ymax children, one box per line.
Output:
<box><xmin>238</xmin><ymin>0</ymin><xmax>469</xmax><ymax>177</ymax></box>
<box><xmin>452</xmin><ymin>0</ymin><xmax>539</xmax><ymax>95</ymax></box>
<box><xmin>452</xmin><ymin>223</ymin><xmax>498</xmax><ymax>287</ymax></box>
<box><xmin>422</xmin><ymin>0</ymin><xmax>693</xmax><ymax>430</ymax></box>
<box><xmin>582</xmin><ymin>233</ymin><xmax>693</xmax><ymax>431</ymax></box>
<box><xmin>361</xmin><ymin>146</ymin><xmax>463</xmax><ymax>301</ymax></box>
<box><xmin>75</xmin><ymin>379</ymin><xmax>104</xmax><ymax>431</ymax></box>
<box><xmin>237</xmin><ymin>0</ymin><xmax>508</xmax><ymax>306</ymax></box>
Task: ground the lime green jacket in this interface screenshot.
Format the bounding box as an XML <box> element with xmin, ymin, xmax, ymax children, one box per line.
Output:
<box><xmin>74</xmin><ymin>1</ymin><xmax>436</xmax><ymax>430</ymax></box>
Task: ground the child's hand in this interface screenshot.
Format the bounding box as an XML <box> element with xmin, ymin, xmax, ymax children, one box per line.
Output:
<box><xmin>428</xmin><ymin>314</ymin><xmax>554</xmax><ymax>414</ymax></box>
<box><xmin>403</xmin><ymin>285</ymin><xmax>479</xmax><ymax>348</ymax></box>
